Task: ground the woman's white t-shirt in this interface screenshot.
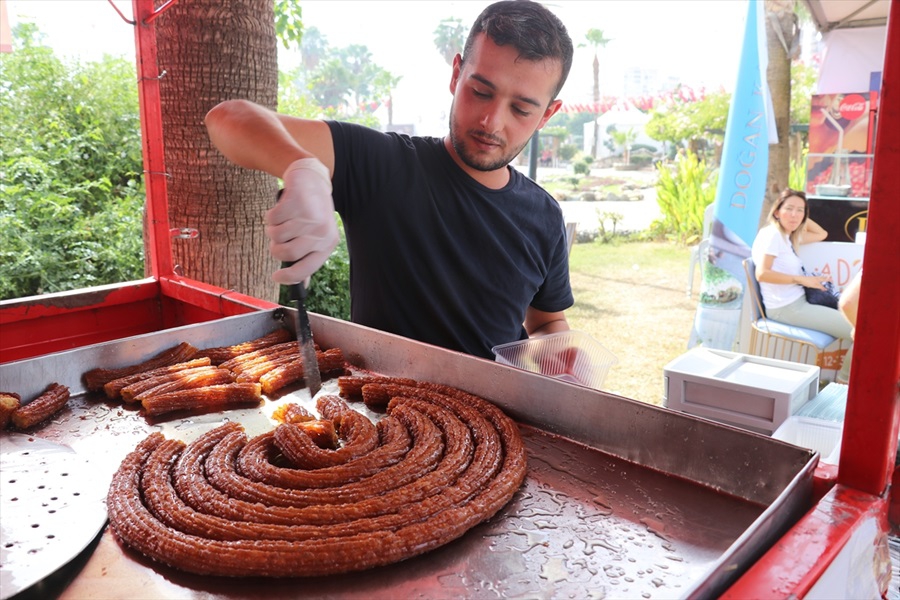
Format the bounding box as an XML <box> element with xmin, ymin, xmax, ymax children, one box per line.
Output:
<box><xmin>751</xmin><ymin>225</ymin><xmax>805</xmax><ymax>309</ymax></box>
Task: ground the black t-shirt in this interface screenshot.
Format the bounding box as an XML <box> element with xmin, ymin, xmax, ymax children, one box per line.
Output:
<box><xmin>328</xmin><ymin>121</ymin><xmax>574</xmax><ymax>359</ymax></box>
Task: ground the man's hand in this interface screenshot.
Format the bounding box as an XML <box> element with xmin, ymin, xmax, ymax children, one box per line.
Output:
<box><xmin>266</xmin><ymin>157</ymin><xmax>340</xmax><ymax>285</ymax></box>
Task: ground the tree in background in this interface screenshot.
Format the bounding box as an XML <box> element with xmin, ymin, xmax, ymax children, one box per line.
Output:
<box><xmin>583</xmin><ymin>28</ymin><xmax>611</xmax><ymax>158</ymax></box>
<box><xmin>0</xmin><ymin>23</ymin><xmax>144</xmax><ymax>300</ymax></box>
<box><xmin>762</xmin><ymin>0</ymin><xmax>800</xmax><ymax>225</ymax></box>
<box><xmin>645</xmin><ymin>90</ymin><xmax>731</xmax><ymax>161</ymax></box>
<box><xmin>609</xmin><ymin>127</ymin><xmax>638</xmax><ymax>165</ymax></box>
<box><xmin>433</xmin><ymin>17</ymin><xmax>467</xmax><ymax>65</ymax></box>
<box><xmin>155</xmin><ymin>0</ymin><xmax>282</xmax><ymax>302</ymax></box>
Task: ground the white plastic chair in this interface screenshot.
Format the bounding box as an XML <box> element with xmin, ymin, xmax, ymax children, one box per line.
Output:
<box><xmin>686</xmin><ymin>204</ymin><xmax>715</xmax><ymax>298</ymax></box>
<box><xmin>742</xmin><ymin>258</ymin><xmax>837</xmax><ymax>366</ymax></box>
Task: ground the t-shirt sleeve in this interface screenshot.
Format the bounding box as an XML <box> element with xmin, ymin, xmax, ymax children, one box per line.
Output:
<box><xmin>752</xmin><ymin>226</ymin><xmax>780</xmax><ymax>264</ymax></box>
<box><xmin>327</xmin><ymin>120</ymin><xmax>402</xmax><ymax>219</ymax></box>
<box><xmin>530</xmin><ymin>219</ymin><xmax>575</xmax><ymax>313</ymax></box>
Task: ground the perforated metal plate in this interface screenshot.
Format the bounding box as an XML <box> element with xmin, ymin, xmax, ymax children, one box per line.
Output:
<box><xmin>0</xmin><ymin>434</ymin><xmax>108</xmax><ymax>600</ymax></box>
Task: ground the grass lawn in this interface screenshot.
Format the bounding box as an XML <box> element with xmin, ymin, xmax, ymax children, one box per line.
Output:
<box><xmin>566</xmin><ymin>240</ymin><xmax>698</xmax><ymax>406</ymax></box>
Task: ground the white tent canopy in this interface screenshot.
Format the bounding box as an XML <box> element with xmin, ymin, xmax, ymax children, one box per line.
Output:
<box><xmin>803</xmin><ymin>0</ymin><xmax>890</xmax><ymax>94</ymax></box>
<box><xmin>802</xmin><ymin>0</ymin><xmax>889</xmax><ymax>32</ymax></box>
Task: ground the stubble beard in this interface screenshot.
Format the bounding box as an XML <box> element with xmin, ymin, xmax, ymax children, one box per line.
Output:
<box><xmin>448</xmin><ymin>109</ymin><xmax>530</xmax><ymax>173</ymax></box>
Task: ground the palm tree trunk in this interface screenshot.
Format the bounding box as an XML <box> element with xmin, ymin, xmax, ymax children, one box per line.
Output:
<box><xmin>762</xmin><ymin>0</ymin><xmax>796</xmax><ymax>227</ymax></box>
<box><xmin>155</xmin><ymin>0</ymin><xmax>280</xmax><ymax>302</ymax></box>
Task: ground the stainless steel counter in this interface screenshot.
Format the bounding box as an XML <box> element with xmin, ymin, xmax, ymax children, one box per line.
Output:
<box><xmin>0</xmin><ymin>309</ymin><xmax>817</xmax><ymax>599</ymax></box>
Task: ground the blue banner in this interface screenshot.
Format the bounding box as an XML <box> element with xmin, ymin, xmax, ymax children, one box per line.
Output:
<box><xmin>691</xmin><ymin>0</ymin><xmax>773</xmax><ymax>351</ymax></box>
<box><xmin>714</xmin><ymin>0</ymin><xmax>773</xmax><ymax>247</ymax></box>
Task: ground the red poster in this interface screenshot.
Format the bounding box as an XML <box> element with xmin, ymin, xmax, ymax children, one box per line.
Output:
<box><xmin>806</xmin><ymin>92</ymin><xmax>876</xmax><ymax>198</ymax></box>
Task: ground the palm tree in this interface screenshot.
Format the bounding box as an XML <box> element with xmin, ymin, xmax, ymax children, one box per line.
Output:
<box><xmin>762</xmin><ymin>0</ymin><xmax>799</xmax><ymax>226</ymax></box>
<box><xmin>584</xmin><ymin>29</ymin><xmax>611</xmax><ymax>158</ymax></box>
<box><xmin>373</xmin><ymin>69</ymin><xmax>403</xmax><ymax>128</ymax></box>
<box><xmin>155</xmin><ymin>0</ymin><xmax>280</xmax><ymax>301</ymax></box>
<box><xmin>433</xmin><ymin>17</ymin><xmax>467</xmax><ymax>65</ymax></box>
<box><xmin>610</xmin><ymin>128</ymin><xmax>638</xmax><ymax>165</ymax></box>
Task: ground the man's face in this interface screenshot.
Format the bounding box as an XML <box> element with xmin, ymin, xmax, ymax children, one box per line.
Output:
<box><xmin>448</xmin><ymin>34</ymin><xmax>563</xmax><ymax>174</ymax></box>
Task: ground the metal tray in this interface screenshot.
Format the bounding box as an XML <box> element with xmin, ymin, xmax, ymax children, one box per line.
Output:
<box><xmin>0</xmin><ymin>309</ymin><xmax>816</xmax><ymax>599</ymax></box>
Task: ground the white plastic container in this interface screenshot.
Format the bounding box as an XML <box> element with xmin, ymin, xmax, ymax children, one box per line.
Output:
<box><xmin>772</xmin><ymin>416</ymin><xmax>843</xmax><ymax>465</ymax></box>
<box><xmin>492</xmin><ymin>331</ymin><xmax>617</xmax><ymax>390</ymax></box>
<box><xmin>664</xmin><ymin>347</ymin><xmax>820</xmax><ymax>435</ymax></box>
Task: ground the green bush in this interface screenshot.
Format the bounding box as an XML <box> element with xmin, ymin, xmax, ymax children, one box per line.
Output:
<box><xmin>281</xmin><ymin>215</ymin><xmax>351</xmax><ymax>320</ymax></box>
<box><xmin>573</xmin><ymin>161</ymin><xmax>590</xmax><ymax>176</ymax></box>
<box><xmin>0</xmin><ymin>24</ymin><xmax>144</xmax><ymax>299</ymax></box>
<box><xmin>558</xmin><ymin>144</ymin><xmax>578</xmax><ymax>162</ymax></box>
<box><xmin>789</xmin><ymin>157</ymin><xmax>807</xmax><ymax>191</ymax></box>
<box><xmin>653</xmin><ymin>150</ymin><xmax>718</xmax><ymax>244</ymax></box>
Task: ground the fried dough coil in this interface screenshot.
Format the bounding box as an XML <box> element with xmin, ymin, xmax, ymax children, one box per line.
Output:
<box><xmin>83</xmin><ymin>342</ymin><xmax>198</xmax><ymax>391</ymax></box>
<box><xmin>106</xmin><ymin>376</ymin><xmax>526</xmax><ymax>577</ymax></box>
<box><xmin>193</xmin><ymin>329</ymin><xmax>293</xmax><ymax>365</ymax></box>
<box><xmin>140</xmin><ymin>383</ymin><xmax>262</xmax><ymax>416</ymax></box>
<box><xmin>11</xmin><ymin>383</ymin><xmax>70</xmax><ymax>430</ymax></box>
<box><xmin>273</xmin><ymin>410</ymin><xmax>379</xmax><ymax>469</ymax></box>
<box><xmin>236</xmin><ymin>416</ymin><xmax>411</xmax><ymax>489</ymax></box>
<box><xmin>337</xmin><ymin>375</ymin><xmax>417</xmax><ymax>400</ymax></box>
<box><xmin>271</xmin><ymin>402</ymin><xmax>315</xmax><ymax>425</ymax></box>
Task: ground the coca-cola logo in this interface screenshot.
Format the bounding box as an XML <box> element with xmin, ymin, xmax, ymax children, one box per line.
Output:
<box><xmin>840</xmin><ymin>94</ymin><xmax>867</xmax><ymax>120</ymax></box>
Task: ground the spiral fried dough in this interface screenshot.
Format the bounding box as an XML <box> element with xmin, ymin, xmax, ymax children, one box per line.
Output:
<box><xmin>106</xmin><ymin>376</ymin><xmax>527</xmax><ymax>577</ymax></box>
<box><xmin>337</xmin><ymin>375</ymin><xmax>417</xmax><ymax>400</ymax></box>
<box><xmin>237</xmin><ymin>417</ymin><xmax>411</xmax><ymax>489</ymax></box>
<box><xmin>274</xmin><ymin>410</ymin><xmax>378</xmax><ymax>469</ymax></box>
<box><xmin>200</xmin><ymin>407</ymin><xmax>445</xmax><ymax>511</ymax></box>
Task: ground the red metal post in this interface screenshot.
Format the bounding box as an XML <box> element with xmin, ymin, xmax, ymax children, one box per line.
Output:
<box><xmin>132</xmin><ymin>0</ymin><xmax>174</xmax><ymax>280</ymax></box>
<box><xmin>837</xmin><ymin>0</ymin><xmax>900</xmax><ymax>496</ymax></box>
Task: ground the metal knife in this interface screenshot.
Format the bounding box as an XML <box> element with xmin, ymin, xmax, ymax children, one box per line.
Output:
<box><xmin>277</xmin><ymin>190</ymin><xmax>322</xmax><ymax>397</ymax></box>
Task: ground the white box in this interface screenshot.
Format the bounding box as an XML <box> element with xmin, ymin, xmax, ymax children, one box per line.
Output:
<box><xmin>663</xmin><ymin>348</ymin><xmax>820</xmax><ymax>435</ymax></box>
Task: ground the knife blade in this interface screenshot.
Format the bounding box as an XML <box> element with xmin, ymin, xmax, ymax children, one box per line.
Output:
<box><xmin>276</xmin><ymin>189</ymin><xmax>322</xmax><ymax>397</ymax></box>
<box><xmin>284</xmin><ymin>280</ymin><xmax>322</xmax><ymax>397</ymax></box>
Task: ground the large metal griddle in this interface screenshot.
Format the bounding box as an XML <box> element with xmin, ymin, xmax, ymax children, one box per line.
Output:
<box><xmin>0</xmin><ymin>309</ymin><xmax>817</xmax><ymax>599</ymax></box>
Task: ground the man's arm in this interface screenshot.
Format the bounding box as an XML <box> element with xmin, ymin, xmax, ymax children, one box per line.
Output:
<box><xmin>204</xmin><ymin>100</ymin><xmax>339</xmax><ymax>285</ymax></box>
<box><xmin>205</xmin><ymin>99</ymin><xmax>335</xmax><ymax>176</ymax></box>
<box><xmin>839</xmin><ymin>270</ymin><xmax>862</xmax><ymax>337</ymax></box>
<box><xmin>524</xmin><ymin>307</ymin><xmax>569</xmax><ymax>337</ymax></box>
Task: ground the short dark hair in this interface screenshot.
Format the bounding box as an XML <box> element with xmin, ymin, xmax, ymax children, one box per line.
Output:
<box><xmin>462</xmin><ymin>0</ymin><xmax>574</xmax><ymax>100</ymax></box>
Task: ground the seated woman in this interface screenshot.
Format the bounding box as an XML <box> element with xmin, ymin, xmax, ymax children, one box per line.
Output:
<box><xmin>751</xmin><ymin>188</ymin><xmax>853</xmax><ymax>383</ymax></box>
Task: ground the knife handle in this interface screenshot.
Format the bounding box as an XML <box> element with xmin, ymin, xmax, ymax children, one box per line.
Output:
<box><xmin>275</xmin><ymin>188</ymin><xmax>309</xmax><ymax>302</ymax></box>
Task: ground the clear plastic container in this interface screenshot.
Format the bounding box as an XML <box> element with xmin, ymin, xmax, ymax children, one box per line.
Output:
<box><xmin>491</xmin><ymin>330</ymin><xmax>617</xmax><ymax>390</ymax></box>
<box><xmin>771</xmin><ymin>416</ymin><xmax>843</xmax><ymax>464</ymax></box>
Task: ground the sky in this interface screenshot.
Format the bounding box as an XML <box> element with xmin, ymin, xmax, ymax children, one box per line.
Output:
<box><xmin>6</xmin><ymin>0</ymin><xmax>750</xmax><ymax>135</ymax></box>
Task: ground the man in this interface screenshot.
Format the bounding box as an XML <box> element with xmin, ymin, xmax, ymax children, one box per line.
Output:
<box><xmin>205</xmin><ymin>0</ymin><xmax>575</xmax><ymax>359</ymax></box>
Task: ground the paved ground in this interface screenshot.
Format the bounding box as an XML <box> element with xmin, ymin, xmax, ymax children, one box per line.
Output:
<box><xmin>555</xmin><ymin>167</ymin><xmax>660</xmax><ymax>234</ymax></box>
<box><xmin>557</xmin><ymin>188</ymin><xmax>661</xmax><ymax>235</ymax></box>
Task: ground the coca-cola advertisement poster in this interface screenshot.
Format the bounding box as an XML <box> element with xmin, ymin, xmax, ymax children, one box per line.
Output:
<box><xmin>806</xmin><ymin>91</ymin><xmax>877</xmax><ymax>199</ymax></box>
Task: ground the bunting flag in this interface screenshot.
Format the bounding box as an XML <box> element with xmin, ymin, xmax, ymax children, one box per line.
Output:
<box><xmin>558</xmin><ymin>85</ymin><xmax>709</xmax><ymax>115</ymax></box>
<box><xmin>691</xmin><ymin>0</ymin><xmax>775</xmax><ymax>351</ymax></box>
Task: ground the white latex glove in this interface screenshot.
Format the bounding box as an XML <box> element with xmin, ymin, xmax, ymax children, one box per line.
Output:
<box><xmin>265</xmin><ymin>157</ymin><xmax>340</xmax><ymax>285</ymax></box>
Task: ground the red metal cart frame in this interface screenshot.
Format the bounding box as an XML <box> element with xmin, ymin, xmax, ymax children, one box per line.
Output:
<box><xmin>0</xmin><ymin>1</ymin><xmax>896</xmax><ymax>595</ymax></box>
